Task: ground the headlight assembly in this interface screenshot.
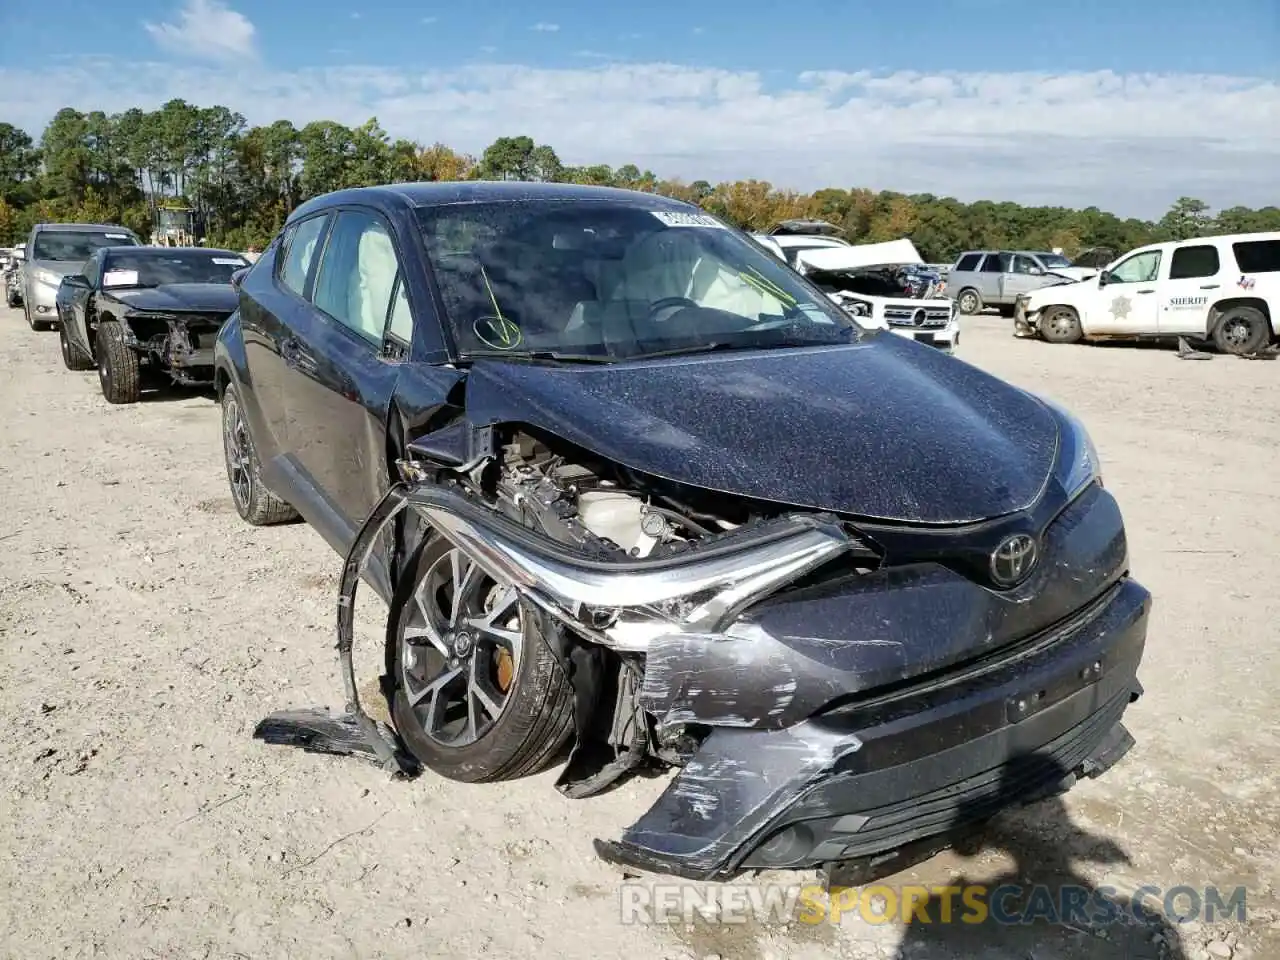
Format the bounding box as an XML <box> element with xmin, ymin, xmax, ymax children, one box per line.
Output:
<box><xmin>1039</xmin><ymin>395</ymin><xmax>1102</xmax><ymax>498</ymax></box>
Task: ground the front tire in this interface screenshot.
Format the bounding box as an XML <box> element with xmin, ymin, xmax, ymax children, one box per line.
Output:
<box><xmin>956</xmin><ymin>289</ymin><xmax>982</xmax><ymax>315</ymax></box>
<box><xmin>59</xmin><ymin>324</ymin><xmax>94</xmax><ymax>371</ymax></box>
<box><xmin>96</xmin><ymin>321</ymin><xmax>141</xmax><ymax>403</ymax></box>
<box><xmin>1040</xmin><ymin>305</ymin><xmax>1083</xmax><ymax>343</ymax></box>
<box><xmin>387</xmin><ymin>535</ymin><xmax>575</xmax><ymax>783</ymax></box>
<box><xmin>1213</xmin><ymin>306</ymin><xmax>1270</xmax><ymax>355</ymax></box>
<box><xmin>220</xmin><ymin>384</ymin><xmax>299</xmax><ymax>525</ymax></box>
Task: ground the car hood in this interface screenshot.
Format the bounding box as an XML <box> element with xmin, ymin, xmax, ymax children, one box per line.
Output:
<box><xmin>1046</xmin><ymin>266</ymin><xmax>1096</xmax><ymax>282</ymax></box>
<box><xmin>1026</xmin><ymin>277</ymin><xmax>1093</xmax><ymax>307</ymax></box>
<box><xmin>106</xmin><ymin>283</ymin><xmax>238</xmax><ymax>314</ymax></box>
<box><xmin>30</xmin><ymin>259</ymin><xmax>85</xmax><ymax>279</ymax></box>
<box><xmin>462</xmin><ymin>335</ymin><xmax>1060</xmax><ymax>524</ymax></box>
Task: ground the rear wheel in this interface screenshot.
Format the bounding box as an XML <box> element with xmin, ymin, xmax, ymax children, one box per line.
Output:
<box><xmin>96</xmin><ymin>321</ymin><xmax>141</xmax><ymax>403</ymax></box>
<box><xmin>59</xmin><ymin>324</ymin><xmax>94</xmax><ymax>371</ymax></box>
<box><xmin>1040</xmin><ymin>306</ymin><xmax>1083</xmax><ymax>343</ymax></box>
<box><xmin>1213</xmin><ymin>306</ymin><xmax>1270</xmax><ymax>355</ymax></box>
<box><xmin>220</xmin><ymin>384</ymin><xmax>299</xmax><ymax>525</ymax></box>
<box><xmin>956</xmin><ymin>289</ymin><xmax>982</xmax><ymax>315</ymax></box>
<box><xmin>387</xmin><ymin>536</ymin><xmax>574</xmax><ymax>783</ymax></box>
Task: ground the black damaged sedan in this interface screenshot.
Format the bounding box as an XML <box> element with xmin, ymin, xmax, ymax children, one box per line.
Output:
<box><xmin>58</xmin><ymin>246</ymin><xmax>249</xmax><ymax>403</ymax></box>
<box><xmin>216</xmin><ymin>183</ymin><xmax>1149</xmax><ymax>880</ymax></box>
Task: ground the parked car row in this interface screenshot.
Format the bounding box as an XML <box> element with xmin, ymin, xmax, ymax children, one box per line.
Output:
<box><xmin>55</xmin><ymin>245</ymin><xmax>251</xmax><ymax>402</ymax></box>
<box><xmin>13</xmin><ymin>183</ymin><xmax>1150</xmax><ymax>884</ymax></box>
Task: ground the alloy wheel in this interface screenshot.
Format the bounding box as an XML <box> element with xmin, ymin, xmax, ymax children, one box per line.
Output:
<box><xmin>1222</xmin><ymin>319</ymin><xmax>1250</xmax><ymax>349</ymax></box>
<box><xmin>400</xmin><ymin>548</ymin><xmax>523</xmax><ymax>748</ymax></box>
<box><xmin>222</xmin><ymin>395</ymin><xmax>253</xmax><ymax>511</ymax></box>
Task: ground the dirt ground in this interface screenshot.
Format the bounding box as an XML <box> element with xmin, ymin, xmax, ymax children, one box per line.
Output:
<box><xmin>1</xmin><ymin>308</ymin><xmax>1277</xmax><ymax>960</ymax></box>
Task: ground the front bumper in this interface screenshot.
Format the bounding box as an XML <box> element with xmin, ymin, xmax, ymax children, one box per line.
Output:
<box><xmin>598</xmin><ymin>575</ymin><xmax>1147</xmax><ymax>878</ymax></box>
<box><xmin>1013</xmin><ymin>295</ymin><xmax>1039</xmax><ymax>337</ymax></box>
<box><xmin>328</xmin><ymin>477</ymin><xmax>1147</xmax><ymax>881</ymax></box>
<box><xmin>26</xmin><ymin>281</ymin><xmax>59</xmax><ymax>321</ymax></box>
<box><xmin>596</xmin><ymin>480</ymin><xmax>1147</xmax><ymax>879</ymax></box>
<box><xmin>889</xmin><ymin>318</ymin><xmax>960</xmax><ymax>352</ymax></box>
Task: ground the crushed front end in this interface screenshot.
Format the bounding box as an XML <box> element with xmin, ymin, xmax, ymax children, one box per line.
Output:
<box><xmin>316</xmin><ymin>401</ymin><xmax>1148</xmax><ymax>882</ymax></box>
<box><xmin>598</xmin><ymin>480</ymin><xmax>1147</xmax><ymax>878</ymax></box>
<box><xmin>116</xmin><ymin>310</ymin><xmax>225</xmax><ymax>384</ymax></box>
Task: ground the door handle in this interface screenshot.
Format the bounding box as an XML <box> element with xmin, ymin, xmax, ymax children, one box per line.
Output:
<box><xmin>1136</xmin><ymin>289</ymin><xmax>1154</xmax><ymax>294</ymax></box>
<box><xmin>1200</xmin><ymin>284</ymin><xmax>1220</xmax><ymax>290</ymax></box>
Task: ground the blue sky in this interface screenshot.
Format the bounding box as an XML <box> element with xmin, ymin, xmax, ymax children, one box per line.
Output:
<box><xmin>1</xmin><ymin>0</ymin><xmax>1277</xmax><ymax>215</ymax></box>
<box><xmin>3</xmin><ymin>0</ymin><xmax>1277</xmax><ymax>77</ymax></box>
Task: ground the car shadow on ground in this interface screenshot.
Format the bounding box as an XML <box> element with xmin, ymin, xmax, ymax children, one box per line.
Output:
<box><xmin>135</xmin><ymin>381</ymin><xmax>218</xmax><ymax>405</ymax></box>
<box><xmin>879</xmin><ymin>754</ymin><xmax>1188</xmax><ymax>960</ymax></box>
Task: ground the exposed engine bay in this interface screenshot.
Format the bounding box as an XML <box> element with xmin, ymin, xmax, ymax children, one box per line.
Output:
<box><xmin>489</xmin><ymin>432</ymin><xmax>730</xmax><ymax>559</ymax></box>
<box><xmin>807</xmin><ymin>264</ymin><xmax>943</xmax><ymax>302</ymax></box>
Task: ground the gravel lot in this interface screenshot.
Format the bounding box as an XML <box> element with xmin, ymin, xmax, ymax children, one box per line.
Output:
<box><xmin>1</xmin><ymin>307</ymin><xmax>1277</xmax><ymax>960</ymax></box>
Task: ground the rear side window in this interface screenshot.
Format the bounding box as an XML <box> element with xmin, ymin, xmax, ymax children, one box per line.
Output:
<box><xmin>955</xmin><ymin>253</ymin><xmax>981</xmax><ymax>271</ymax></box>
<box><xmin>1232</xmin><ymin>240</ymin><xmax>1280</xmax><ymax>274</ymax></box>
<box><xmin>981</xmin><ymin>253</ymin><xmax>1010</xmax><ymax>273</ymax></box>
<box><xmin>279</xmin><ymin>215</ymin><xmax>328</xmax><ymax>296</ymax></box>
<box><xmin>1169</xmin><ymin>244</ymin><xmax>1221</xmax><ymax>279</ymax></box>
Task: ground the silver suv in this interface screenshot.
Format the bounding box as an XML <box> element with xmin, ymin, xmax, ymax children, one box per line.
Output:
<box><xmin>947</xmin><ymin>250</ymin><xmax>1092</xmax><ymax>315</ymax></box>
<box><xmin>22</xmin><ymin>222</ymin><xmax>141</xmax><ymax>330</ymax></box>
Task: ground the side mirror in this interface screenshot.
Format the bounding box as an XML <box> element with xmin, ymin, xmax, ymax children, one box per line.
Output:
<box><xmin>1028</xmin><ymin>266</ymin><xmax>1044</xmax><ymax>276</ymax></box>
<box><xmin>1098</xmin><ymin>271</ymin><xmax>1110</xmax><ymax>287</ymax></box>
<box><xmin>230</xmin><ymin>267</ymin><xmax>248</xmax><ymax>290</ymax></box>
<box><xmin>65</xmin><ymin>274</ymin><xmax>90</xmax><ymax>288</ymax></box>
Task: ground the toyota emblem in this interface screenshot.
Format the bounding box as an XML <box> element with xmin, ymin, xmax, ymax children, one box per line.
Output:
<box><xmin>990</xmin><ymin>534</ymin><xmax>1038</xmax><ymax>586</ymax></box>
<box><xmin>912</xmin><ymin>308</ymin><xmax>926</xmax><ymax>326</ymax></box>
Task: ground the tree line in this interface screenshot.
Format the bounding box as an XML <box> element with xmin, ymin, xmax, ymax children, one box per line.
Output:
<box><xmin>2</xmin><ymin>99</ymin><xmax>1277</xmax><ymax>260</ymax></box>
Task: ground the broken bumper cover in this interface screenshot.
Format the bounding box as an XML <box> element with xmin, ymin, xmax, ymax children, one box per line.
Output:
<box><xmin>599</xmin><ymin>576</ymin><xmax>1147</xmax><ymax>879</ymax></box>
<box><xmin>333</xmin><ymin>479</ymin><xmax>1147</xmax><ymax>879</ymax></box>
<box><xmin>1014</xmin><ymin>295</ymin><xmax>1038</xmax><ymax>337</ymax></box>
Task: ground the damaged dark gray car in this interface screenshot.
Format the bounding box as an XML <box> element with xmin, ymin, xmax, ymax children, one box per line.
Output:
<box><xmin>217</xmin><ymin>182</ymin><xmax>1149</xmax><ymax>881</ymax></box>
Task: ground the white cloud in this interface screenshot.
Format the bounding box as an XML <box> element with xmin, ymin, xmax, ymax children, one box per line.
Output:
<box><xmin>5</xmin><ymin>58</ymin><xmax>1278</xmax><ymax>217</ymax></box>
<box><xmin>143</xmin><ymin>0</ymin><xmax>256</xmax><ymax>62</ymax></box>
<box><xmin>531</xmin><ymin>23</ymin><xmax>560</xmax><ymax>32</ymax></box>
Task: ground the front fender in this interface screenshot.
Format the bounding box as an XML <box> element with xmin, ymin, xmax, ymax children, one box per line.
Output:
<box><xmin>213</xmin><ymin>308</ymin><xmax>248</xmax><ymax>397</ymax></box>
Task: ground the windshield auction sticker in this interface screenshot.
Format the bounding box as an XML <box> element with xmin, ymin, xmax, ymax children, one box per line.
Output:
<box><xmin>474</xmin><ymin>315</ymin><xmax>523</xmax><ymax>350</ymax></box>
<box><xmin>102</xmin><ymin>269</ymin><xmax>139</xmax><ymax>287</ymax></box>
<box><xmin>650</xmin><ymin>211</ymin><xmax>727</xmax><ymax>228</ymax></box>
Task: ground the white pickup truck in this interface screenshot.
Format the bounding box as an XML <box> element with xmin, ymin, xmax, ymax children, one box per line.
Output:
<box><xmin>752</xmin><ymin>232</ymin><xmax>961</xmax><ymax>353</ymax></box>
<box><xmin>1014</xmin><ymin>232</ymin><xmax>1280</xmax><ymax>355</ymax></box>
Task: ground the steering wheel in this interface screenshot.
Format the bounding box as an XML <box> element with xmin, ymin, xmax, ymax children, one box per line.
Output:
<box><xmin>646</xmin><ymin>296</ymin><xmax>698</xmax><ymax>325</ymax></box>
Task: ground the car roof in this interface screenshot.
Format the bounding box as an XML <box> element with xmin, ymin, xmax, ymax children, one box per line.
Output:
<box><xmin>288</xmin><ymin>180</ymin><xmax>699</xmax><ymax>222</ymax></box>
<box><xmin>103</xmin><ymin>246</ymin><xmax>243</xmax><ymax>257</ymax></box>
<box><xmin>33</xmin><ymin>222</ymin><xmax>138</xmax><ymax>233</ymax></box>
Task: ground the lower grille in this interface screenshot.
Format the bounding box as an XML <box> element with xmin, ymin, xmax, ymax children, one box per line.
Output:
<box><xmin>788</xmin><ymin>688</ymin><xmax>1130</xmax><ymax>859</ymax></box>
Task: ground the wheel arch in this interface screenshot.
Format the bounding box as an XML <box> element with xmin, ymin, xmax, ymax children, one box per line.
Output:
<box><xmin>1206</xmin><ymin>297</ymin><xmax>1273</xmax><ymax>337</ymax></box>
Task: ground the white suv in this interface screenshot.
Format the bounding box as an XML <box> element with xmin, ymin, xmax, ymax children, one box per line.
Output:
<box><xmin>1014</xmin><ymin>232</ymin><xmax>1280</xmax><ymax>355</ymax></box>
<box><xmin>751</xmin><ymin>232</ymin><xmax>961</xmax><ymax>354</ymax></box>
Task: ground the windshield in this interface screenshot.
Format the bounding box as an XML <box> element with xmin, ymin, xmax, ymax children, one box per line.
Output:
<box><xmin>1038</xmin><ymin>254</ymin><xmax>1072</xmax><ymax>269</ymax></box>
<box><xmin>101</xmin><ymin>251</ymin><xmax>247</xmax><ymax>288</ymax></box>
<box><xmin>33</xmin><ymin>230</ymin><xmax>139</xmax><ymax>262</ymax></box>
<box><xmin>416</xmin><ymin>201</ymin><xmax>864</xmax><ymax>361</ymax></box>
